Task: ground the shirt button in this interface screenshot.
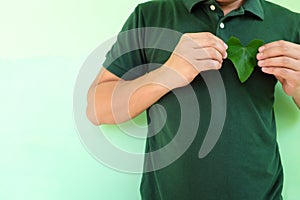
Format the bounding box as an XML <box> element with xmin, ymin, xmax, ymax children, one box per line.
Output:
<box><xmin>210</xmin><ymin>5</ymin><xmax>216</xmax><ymax>11</ymax></box>
<box><xmin>220</xmin><ymin>22</ymin><xmax>225</xmax><ymax>29</ymax></box>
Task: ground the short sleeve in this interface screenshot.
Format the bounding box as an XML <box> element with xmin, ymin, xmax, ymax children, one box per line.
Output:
<box><xmin>103</xmin><ymin>5</ymin><xmax>148</xmax><ymax>80</ymax></box>
<box><xmin>292</xmin><ymin>13</ymin><xmax>300</xmax><ymax>44</ymax></box>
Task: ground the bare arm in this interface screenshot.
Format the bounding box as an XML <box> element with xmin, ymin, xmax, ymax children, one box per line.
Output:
<box><xmin>86</xmin><ymin>67</ymin><xmax>174</xmax><ymax>125</ymax></box>
<box><xmin>86</xmin><ymin>33</ymin><xmax>228</xmax><ymax>125</ymax></box>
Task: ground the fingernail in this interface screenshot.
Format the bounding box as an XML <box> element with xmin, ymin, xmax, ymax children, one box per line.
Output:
<box><xmin>224</xmin><ymin>43</ymin><xmax>228</xmax><ymax>49</ymax></box>
<box><xmin>257</xmin><ymin>53</ymin><xmax>263</xmax><ymax>59</ymax></box>
<box><xmin>258</xmin><ymin>60</ymin><xmax>264</xmax><ymax>66</ymax></box>
<box><xmin>259</xmin><ymin>46</ymin><xmax>265</xmax><ymax>52</ymax></box>
<box><xmin>224</xmin><ymin>52</ymin><xmax>227</xmax><ymax>59</ymax></box>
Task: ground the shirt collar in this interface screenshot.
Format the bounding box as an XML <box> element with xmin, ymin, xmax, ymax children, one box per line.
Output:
<box><xmin>183</xmin><ymin>0</ymin><xmax>264</xmax><ymax>20</ymax></box>
<box><xmin>182</xmin><ymin>0</ymin><xmax>208</xmax><ymax>12</ymax></box>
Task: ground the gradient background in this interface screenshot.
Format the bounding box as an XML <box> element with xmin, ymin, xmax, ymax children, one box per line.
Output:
<box><xmin>1</xmin><ymin>0</ymin><xmax>299</xmax><ymax>199</ymax></box>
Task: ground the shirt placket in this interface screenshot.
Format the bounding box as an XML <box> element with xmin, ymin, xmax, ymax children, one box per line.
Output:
<box><xmin>206</xmin><ymin>3</ymin><xmax>245</xmax><ymax>40</ymax></box>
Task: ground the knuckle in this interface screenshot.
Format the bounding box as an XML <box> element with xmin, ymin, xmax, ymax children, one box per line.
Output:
<box><xmin>202</xmin><ymin>32</ymin><xmax>214</xmax><ymax>41</ymax></box>
<box><xmin>211</xmin><ymin>41</ymin><xmax>218</xmax><ymax>46</ymax></box>
<box><xmin>215</xmin><ymin>63</ymin><xmax>222</xmax><ymax>69</ymax></box>
<box><xmin>265</xmin><ymin>60</ymin><xmax>271</xmax><ymax>66</ymax></box>
<box><xmin>205</xmin><ymin>48</ymin><xmax>214</xmax><ymax>59</ymax></box>
<box><xmin>281</xmin><ymin>57</ymin><xmax>290</xmax><ymax>65</ymax></box>
<box><xmin>278</xmin><ymin>40</ymin><xmax>285</xmax><ymax>45</ymax></box>
<box><xmin>278</xmin><ymin>40</ymin><xmax>289</xmax><ymax>50</ymax></box>
<box><xmin>212</xmin><ymin>50</ymin><xmax>219</xmax><ymax>59</ymax></box>
<box><xmin>279</xmin><ymin>43</ymin><xmax>288</xmax><ymax>51</ymax></box>
<box><xmin>211</xmin><ymin>49</ymin><xmax>221</xmax><ymax>60</ymax></box>
<box><xmin>209</xmin><ymin>60</ymin><xmax>219</xmax><ymax>68</ymax></box>
<box><xmin>207</xmin><ymin>40</ymin><xmax>218</xmax><ymax>48</ymax></box>
<box><xmin>205</xmin><ymin>32</ymin><xmax>213</xmax><ymax>37</ymax></box>
<box><xmin>278</xmin><ymin>68</ymin><xmax>288</xmax><ymax>76</ymax></box>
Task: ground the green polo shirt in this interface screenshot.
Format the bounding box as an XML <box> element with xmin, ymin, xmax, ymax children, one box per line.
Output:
<box><xmin>103</xmin><ymin>0</ymin><xmax>300</xmax><ymax>199</ymax></box>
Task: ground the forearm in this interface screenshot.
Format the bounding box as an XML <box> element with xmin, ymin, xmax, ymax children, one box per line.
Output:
<box><xmin>87</xmin><ymin>33</ymin><xmax>227</xmax><ymax>125</ymax></box>
<box><xmin>87</xmin><ymin>67</ymin><xmax>182</xmax><ymax>125</ymax></box>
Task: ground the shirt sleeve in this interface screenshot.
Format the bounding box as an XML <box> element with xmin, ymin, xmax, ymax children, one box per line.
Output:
<box><xmin>103</xmin><ymin>4</ymin><xmax>148</xmax><ymax>80</ymax></box>
<box><xmin>292</xmin><ymin>12</ymin><xmax>300</xmax><ymax>44</ymax></box>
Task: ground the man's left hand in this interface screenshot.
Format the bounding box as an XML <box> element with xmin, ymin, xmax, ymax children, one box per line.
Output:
<box><xmin>257</xmin><ymin>40</ymin><xmax>300</xmax><ymax>108</ymax></box>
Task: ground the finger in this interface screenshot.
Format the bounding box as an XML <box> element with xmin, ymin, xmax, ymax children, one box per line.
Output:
<box><xmin>258</xmin><ymin>40</ymin><xmax>300</xmax><ymax>60</ymax></box>
<box><xmin>261</xmin><ymin>67</ymin><xmax>300</xmax><ymax>87</ymax></box>
<box><xmin>258</xmin><ymin>56</ymin><xmax>300</xmax><ymax>71</ymax></box>
<box><xmin>193</xmin><ymin>47</ymin><xmax>223</xmax><ymax>62</ymax></box>
<box><xmin>175</xmin><ymin>37</ymin><xmax>224</xmax><ymax>64</ymax></box>
<box><xmin>194</xmin><ymin>39</ymin><xmax>228</xmax><ymax>59</ymax></box>
<box><xmin>192</xmin><ymin>59</ymin><xmax>222</xmax><ymax>72</ymax></box>
<box><xmin>259</xmin><ymin>40</ymin><xmax>298</xmax><ymax>51</ymax></box>
<box><xmin>188</xmin><ymin>32</ymin><xmax>228</xmax><ymax>59</ymax></box>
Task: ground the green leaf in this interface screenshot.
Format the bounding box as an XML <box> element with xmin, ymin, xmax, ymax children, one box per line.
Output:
<box><xmin>226</xmin><ymin>36</ymin><xmax>264</xmax><ymax>83</ymax></box>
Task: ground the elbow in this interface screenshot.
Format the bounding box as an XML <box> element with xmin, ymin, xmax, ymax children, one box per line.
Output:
<box><xmin>86</xmin><ymin>86</ymin><xmax>102</xmax><ymax>126</ymax></box>
<box><xmin>86</xmin><ymin>104</ymin><xmax>102</xmax><ymax>126</ymax></box>
<box><xmin>85</xmin><ymin>83</ymin><xmax>125</xmax><ymax>125</ymax></box>
<box><xmin>86</xmin><ymin>100</ymin><xmax>118</xmax><ymax>126</ymax></box>
<box><xmin>86</xmin><ymin>106</ymin><xmax>120</xmax><ymax>125</ymax></box>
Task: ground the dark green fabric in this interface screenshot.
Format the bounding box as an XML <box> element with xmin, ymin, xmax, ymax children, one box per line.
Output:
<box><xmin>103</xmin><ymin>0</ymin><xmax>300</xmax><ymax>199</ymax></box>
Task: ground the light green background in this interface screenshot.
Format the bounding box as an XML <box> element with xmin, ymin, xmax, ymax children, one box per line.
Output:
<box><xmin>0</xmin><ymin>0</ymin><xmax>299</xmax><ymax>199</ymax></box>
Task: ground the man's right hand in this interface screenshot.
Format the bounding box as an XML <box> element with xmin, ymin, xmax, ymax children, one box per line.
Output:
<box><xmin>87</xmin><ymin>32</ymin><xmax>228</xmax><ymax>125</ymax></box>
<box><xmin>163</xmin><ymin>32</ymin><xmax>228</xmax><ymax>88</ymax></box>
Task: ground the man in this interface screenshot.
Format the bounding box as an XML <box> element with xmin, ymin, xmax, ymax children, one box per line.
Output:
<box><xmin>87</xmin><ymin>0</ymin><xmax>300</xmax><ymax>199</ymax></box>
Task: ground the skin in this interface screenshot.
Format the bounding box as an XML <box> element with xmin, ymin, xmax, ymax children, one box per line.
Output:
<box><xmin>216</xmin><ymin>0</ymin><xmax>245</xmax><ymax>15</ymax></box>
<box><xmin>220</xmin><ymin>0</ymin><xmax>300</xmax><ymax>107</ymax></box>
<box><xmin>257</xmin><ymin>41</ymin><xmax>300</xmax><ymax>108</ymax></box>
<box><xmin>86</xmin><ymin>32</ymin><xmax>227</xmax><ymax>125</ymax></box>
<box><xmin>86</xmin><ymin>0</ymin><xmax>300</xmax><ymax>125</ymax></box>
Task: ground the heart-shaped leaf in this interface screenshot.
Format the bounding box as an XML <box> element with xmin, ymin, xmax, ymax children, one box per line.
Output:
<box><xmin>226</xmin><ymin>37</ymin><xmax>264</xmax><ymax>83</ymax></box>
